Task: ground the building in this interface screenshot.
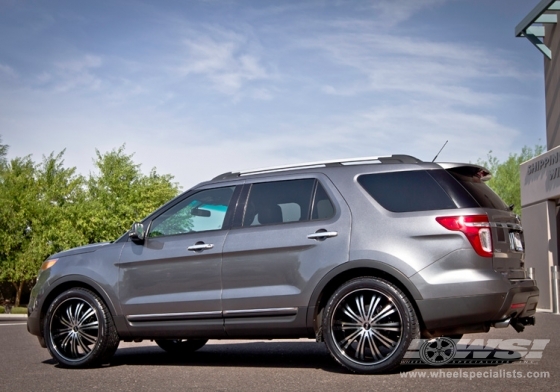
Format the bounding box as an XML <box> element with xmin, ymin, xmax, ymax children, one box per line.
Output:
<box><xmin>516</xmin><ymin>0</ymin><xmax>560</xmax><ymax>311</ymax></box>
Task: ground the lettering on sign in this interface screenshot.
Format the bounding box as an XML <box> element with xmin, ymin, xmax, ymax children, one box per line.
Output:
<box><xmin>526</xmin><ymin>152</ymin><xmax>559</xmax><ymax>176</ymax></box>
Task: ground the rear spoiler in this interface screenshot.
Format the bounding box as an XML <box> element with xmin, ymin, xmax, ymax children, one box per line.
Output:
<box><xmin>436</xmin><ymin>163</ymin><xmax>492</xmax><ymax>182</ymax></box>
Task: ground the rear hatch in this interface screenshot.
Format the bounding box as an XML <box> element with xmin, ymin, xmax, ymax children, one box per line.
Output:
<box><xmin>440</xmin><ymin>164</ymin><xmax>526</xmax><ymax>280</ymax></box>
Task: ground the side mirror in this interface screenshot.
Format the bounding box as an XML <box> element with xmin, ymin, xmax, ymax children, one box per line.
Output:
<box><xmin>129</xmin><ymin>222</ymin><xmax>145</xmax><ymax>242</ymax></box>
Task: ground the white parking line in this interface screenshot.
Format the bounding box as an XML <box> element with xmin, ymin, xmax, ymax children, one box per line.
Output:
<box><xmin>0</xmin><ymin>323</ymin><xmax>27</xmax><ymax>326</ymax></box>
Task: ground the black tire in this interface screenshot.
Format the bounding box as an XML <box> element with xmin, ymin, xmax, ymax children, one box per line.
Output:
<box><xmin>323</xmin><ymin>277</ymin><xmax>419</xmax><ymax>374</ymax></box>
<box><xmin>43</xmin><ymin>288</ymin><xmax>120</xmax><ymax>368</ymax></box>
<box><xmin>155</xmin><ymin>339</ymin><xmax>208</xmax><ymax>354</ymax></box>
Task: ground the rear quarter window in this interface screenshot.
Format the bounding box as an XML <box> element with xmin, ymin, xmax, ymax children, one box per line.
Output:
<box><xmin>447</xmin><ymin>168</ymin><xmax>509</xmax><ymax>211</ymax></box>
<box><xmin>357</xmin><ymin>170</ymin><xmax>457</xmax><ymax>212</ymax></box>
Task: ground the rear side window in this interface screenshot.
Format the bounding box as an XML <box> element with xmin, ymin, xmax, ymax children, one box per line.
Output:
<box><xmin>358</xmin><ymin>170</ymin><xmax>456</xmax><ymax>212</ymax></box>
<box><xmin>447</xmin><ymin>168</ymin><xmax>509</xmax><ymax>211</ymax></box>
<box><xmin>312</xmin><ymin>182</ymin><xmax>335</xmax><ymax>220</ymax></box>
<box><xmin>243</xmin><ymin>179</ymin><xmax>315</xmax><ymax>226</ymax></box>
<box><xmin>242</xmin><ymin>179</ymin><xmax>336</xmax><ymax>226</ymax></box>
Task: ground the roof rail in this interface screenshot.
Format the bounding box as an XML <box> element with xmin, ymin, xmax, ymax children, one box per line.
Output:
<box><xmin>212</xmin><ymin>154</ymin><xmax>422</xmax><ymax>180</ymax></box>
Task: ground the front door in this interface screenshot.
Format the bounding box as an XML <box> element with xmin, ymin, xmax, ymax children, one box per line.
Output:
<box><xmin>118</xmin><ymin>185</ymin><xmax>237</xmax><ymax>338</ymax></box>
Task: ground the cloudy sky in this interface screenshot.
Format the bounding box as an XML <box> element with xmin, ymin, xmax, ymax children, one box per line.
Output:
<box><xmin>0</xmin><ymin>0</ymin><xmax>548</xmax><ymax>188</ymax></box>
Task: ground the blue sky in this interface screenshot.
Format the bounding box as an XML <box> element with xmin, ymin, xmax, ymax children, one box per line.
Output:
<box><xmin>0</xmin><ymin>0</ymin><xmax>548</xmax><ymax>188</ymax></box>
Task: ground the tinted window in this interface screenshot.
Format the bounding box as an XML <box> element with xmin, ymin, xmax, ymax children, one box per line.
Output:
<box><xmin>312</xmin><ymin>182</ymin><xmax>335</xmax><ymax>220</ymax></box>
<box><xmin>358</xmin><ymin>170</ymin><xmax>456</xmax><ymax>212</ymax></box>
<box><xmin>428</xmin><ymin>170</ymin><xmax>479</xmax><ymax>209</ymax></box>
<box><xmin>447</xmin><ymin>168</ymin><xmax>509</xmax><ymax>211</ymax></box>
<box><xmin>149</xmin><ymin>186</ymin><xmax>235</xmax><ymax>237</ymax></box>
<box><xmin>243</xmin><ymin>179</ymin><xmax>315</xmax><ymax>227</ymax></box>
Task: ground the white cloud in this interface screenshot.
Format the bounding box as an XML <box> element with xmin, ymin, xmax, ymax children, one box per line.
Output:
<box><xmin>370</xmin><ymin>0</ymin><xmax>452</xmax><ymax>26</ymax></box>
<box><xmin>178</xmin><ymin>29</ymin><xmax>270</xmax><ymax>95</ymax></box>
<box><xmin>47</xmin><ymin>54</ymin><xmax>104</xmax><ymax>93</ymax></box>
<box><xmin>0</xmin><ymin>63</ymin><xmax>17</xmax><ymax>78</ymax></box>
<box><xmin>303</xmin><ymin>30</ymin><xmax>524</xmax><ymax>108</ymax></box>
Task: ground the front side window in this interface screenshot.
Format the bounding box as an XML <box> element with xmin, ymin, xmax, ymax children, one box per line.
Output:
<box><xmin>149</xmin><ymin>186</ymin><xmax>235</xmax><ymax>237</ymax></box>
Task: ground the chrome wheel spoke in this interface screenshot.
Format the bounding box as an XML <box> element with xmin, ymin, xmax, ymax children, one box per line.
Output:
<box><xmin>340</xmin><ymin>328</ymin><xmax>363</xmax><ymax>349</ymax></box>
<box><xmin>59</xmin><ymin>316</ymin><xmax>73</xmax><ymax>329</ymax></box>
<box><xmin>79</xmin><ymin>331</ymin><xmax>98</xmax><ymax>345</ymax></box>
<box><xmin>80</xmin><ymin>320</ymin><xmax>99</xmax><ymax>330</ymax></box>
<box><xmin>65</xmin><ymin>306</ymin><xmax>75</xmax><ymax>324</ymax></box>
<box><xmin>370</xmin><ymin>304</ymin><xmax>395</xmax><ymax>323</ymax></box>
<box><xmin>339</xmin><ymin>321</ymin><xmax>362</xmax><ymax>331</ymax></box>
<box><xmin>372</xmin><ymin>321</ymin><xmax>401</xmax><ymax>332</ymax></box>
<box><xmin>367</xmin><ymin>331</ymin><xmax>382</xmax><ymax>361</ymax></box>
<box><xmin>343</xmin><ymin>304</ymin><xmax>363</xmax><ymax>324</ymax></box>
<box><xmin>76</xmin><ymin>335</ymin><xmax>91</xmax><ymax>354</ymax></box>
<box><xmin>78</xmin><ymin>308</ymin><xmax>95</xmax><ymax>326</ymax></box>
<box><xmin>355</xmin><ymin>332</ymin><xmax>368</xmax><ymax>360</ymax></box>
<box><xmin>366</xmin><ymin>295</ymin><xmax>380</xmax><ymax>321</ymax></box>
<box><xmin>356</xmin><ymin>295</ymin><xmax>367</xmax><ymax>320</ymax></box>
<box><xmin>60</xmin><ymin>332</ymin><xmax>73</xmax><ymax>349</ymax></box>
<box><xmin>371</xmin><ymin>329</ymin><xmax>397</xmax><ymax>348</ymax></box>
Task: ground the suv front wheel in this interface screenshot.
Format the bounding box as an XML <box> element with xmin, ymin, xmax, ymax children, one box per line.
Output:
<box><xmin>43</xmin><ymin>288</ymin><xmax>120</xmax><ymax>368</ymax></box>
<box><xmin>323</xmin><ymin>277</ymin><xmax>419</xmax><ymax>373</ymax></box>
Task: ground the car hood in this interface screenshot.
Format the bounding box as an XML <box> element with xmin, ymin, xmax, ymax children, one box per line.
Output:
<box><xmin>49</xmin><ymin>242</ymin><xmax>112</xmax><ymax>259</ymax></box>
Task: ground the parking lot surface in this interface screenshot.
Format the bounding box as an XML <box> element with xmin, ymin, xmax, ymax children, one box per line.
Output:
<box><xmin>1</xmin><ymin>312</ymin><xmax>558</xmax><ymax>391</ymax></box>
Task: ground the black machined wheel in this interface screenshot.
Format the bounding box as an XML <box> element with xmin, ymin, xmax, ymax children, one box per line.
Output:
<box><xmin>44</xmin><ymin>288</ymin><xmax>119</xmax><ymax>368</ymax></box>
<box><xmin>323</xmin><ymin>277</ymin><xmax>419</xmax><ymax>374</ymax></box>
<box><xmin>155</xmin><ymin>339</ymin><xmax>208</xmax><ymax>354</ymax></box>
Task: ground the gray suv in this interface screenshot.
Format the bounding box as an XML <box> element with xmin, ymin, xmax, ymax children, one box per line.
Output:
<box><xmin>27</xmin><ymin>155</ymin><xmax>539</xmax><ymax>373</ymax></box>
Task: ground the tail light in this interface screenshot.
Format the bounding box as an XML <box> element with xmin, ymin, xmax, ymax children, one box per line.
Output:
<box><xmin>436</xmin><ymin>214</ymin><xmax>493</xmax><ymax>257</ymax></box>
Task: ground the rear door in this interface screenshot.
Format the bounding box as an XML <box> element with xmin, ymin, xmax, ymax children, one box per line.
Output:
<box><xmin>221</xmin><ymin>174</ymin><xmax>351</xmax><ymax>337</ymax></box>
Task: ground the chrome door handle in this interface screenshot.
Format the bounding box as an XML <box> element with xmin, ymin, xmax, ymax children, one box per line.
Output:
<box><xmin>307</xmin><ymin>231</ymin><xmax>338</xmax><ymax>240</ymax></box>
<box><xmin>187</xmin><ymin>243</ymin><xmax>214</xmax><ymax>251</ymax></box>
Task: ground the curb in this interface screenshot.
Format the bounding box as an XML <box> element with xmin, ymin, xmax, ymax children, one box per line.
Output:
<box><xmin>0</xmin><ymin>314</ymin><xmax>28</xmax><ymax>322</ymax></box>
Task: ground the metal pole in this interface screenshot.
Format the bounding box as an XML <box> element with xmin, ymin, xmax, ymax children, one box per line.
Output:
<box><xmin>552</xmin><ymin>266</ymin><xmax>560</xmax><ymax>315</ymax></box>
<box><xmin>528</xmin><ymin>267</ymin><xmax>535</xmax><ymax>281</ymax></box>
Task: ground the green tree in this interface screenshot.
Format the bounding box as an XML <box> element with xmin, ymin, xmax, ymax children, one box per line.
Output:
<box><xmin>0</xmin><ymin>155</ymin><xmax>39</xmax><ymax>306</ymax></box>
<box><xmin>477</xmin><ymin>144</ymin><xmax>545</xmax><ymax>216</ymax></box>
<box><xmin>0</xmin><ymin>142</ymin><xmax>180</xmax><ymax>305</ymax></box>
<box><xmin>84</xmin><ymin>145</ymin><xmax>180</xmax><ymax>243</ymax></box>
<box><xmin>0</xmin><ymin>151</ymin><xmax>86</xmax><ymax>306</ymax></box>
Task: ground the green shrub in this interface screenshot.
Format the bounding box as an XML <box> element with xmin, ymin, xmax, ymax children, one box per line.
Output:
<box><xmin>0</xmin><ymin>306</ymin><xmax>27</xmax><ymax>314</ymax></box>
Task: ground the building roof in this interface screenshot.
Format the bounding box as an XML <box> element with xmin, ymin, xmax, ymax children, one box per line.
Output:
<box><xmin>516</xmin><ymin>0</ymin><xmax>559</xmax><ymax>59</ymax></box>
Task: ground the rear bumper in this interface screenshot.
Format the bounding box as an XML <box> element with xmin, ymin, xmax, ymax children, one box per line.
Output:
<box><xmin>416</xmin><ymin>279</ymin><xmax>538</xmax><ymax>334</ymax></box>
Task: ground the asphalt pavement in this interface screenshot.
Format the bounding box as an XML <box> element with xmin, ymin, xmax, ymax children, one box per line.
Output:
<box><xmin>1</xmin><ymin>312</ymin><xmax>558</xmax><ymax>391</ymax></box>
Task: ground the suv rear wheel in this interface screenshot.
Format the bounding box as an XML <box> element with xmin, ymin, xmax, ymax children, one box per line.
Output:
<box><xmin>43</xmin><ymin>288</ymin><xmax>120</xmax><ymax>368</ymax></box>
<box><xmin>323</xmin><ymin>277</ymin><xmax>419</xmax><ymax>373</ymax></box>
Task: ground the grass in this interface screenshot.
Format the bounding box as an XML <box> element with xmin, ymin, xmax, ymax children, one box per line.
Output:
<box><xmin>0</xmin><ymin>306</ymin><xmax>27</xmax><ymax>315</ymax></box>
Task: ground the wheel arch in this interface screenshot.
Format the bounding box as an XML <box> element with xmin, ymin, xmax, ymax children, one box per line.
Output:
<box><xmin>38</xmin><ymin>275</ymin><xmax>126</xmax><ymax>339</ymax></box>
<box><xmin>306</xmin><ymin>260</ymin><xmax>425</xmax><ymax>338</ymax></box>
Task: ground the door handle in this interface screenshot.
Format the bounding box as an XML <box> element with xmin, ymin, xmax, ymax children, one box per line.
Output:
<box><xmin>307</xmin><ymin>231</ymin><xmax>338</xmax><ymax>240</ymax></box>
<box><xmin>187</xmin><ymin>243</ymin><xmax>214</xmax><ymax>251</ymax></box>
